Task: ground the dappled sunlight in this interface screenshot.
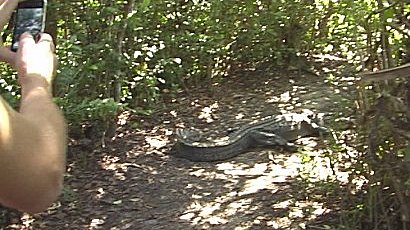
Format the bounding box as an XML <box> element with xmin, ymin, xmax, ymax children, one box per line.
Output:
<box><xmin>235</xmin><ymin>113</ymin><xmax>245</xmax><ymax>120</ymax></box>
<box><xmin>117</xmin><ymin>111</ymin><xmax>132</xmax><ymax>126</ymax></box>
<box><xmin>4</xmin><ymin>71</ymin><xmax>364</xmax><ymax>229</ymax></box>
<box><xmin>6</xmin><ymin>213</ymin><xmax>37</xmax><ymax>229</ymax></box>
<box><xmin>118</xmin><ymin>126</ymin><xmax>174</xmax><ymax>158</ymax></box>
<box><xmin>145</xmin><ymin>136</ymin><xmax>168</xmax><ymax>149</ymax></box>
<box><xmin>265</xmin><ymin>83</ymin><xmax>327</xmax><ymax>113</ymax></box>
<box><xmin>177</xmin><ymin>145</ymin><xmax>341</xmax><ymax>228</ymax></box>
<box><xmin>89</xmin><ymin>218</ymin><xmax>106</xmax><ymax>229</ymax></box>
<box><xmin>278</xmin><ymin>91</ymin><xmax>292</xmax><ymax>103</ymax></box>
<box><xmin>163</xmin><ymin>81</ymin><xmax>354</xmax><ymax>228</ymax></box>
<box><xmin>198</xmin><ymin>101</ymin><xmax>219</xmax><ymax>123</ymax></box>
<box><xmin>99</xmin><ymin>155</ymin><xmax>128</xmax><ymax>180</ymax></box>
<box><xmin>260</xmin><ymin>74</ymin><xmax>346</xmax><ymax>115</ymax></box>
<box><xmin>0</xmin><ymin>0</ymin><xmax>406</xmax><ymax>228</ymax></box>
<box><xmin>52</xmin><ymin>73</ymin><xmax>361</xmax><ymax>229</ymax></box>
<box><xmin>99</xmin><ymin>155</ymin><xmax>159</xmax><ymax>178</ymax></box>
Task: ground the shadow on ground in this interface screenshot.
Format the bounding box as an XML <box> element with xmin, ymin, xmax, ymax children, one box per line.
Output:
<box><xmin>1</xmin><ymin>66</ymin><xmax>360</xmax><ymax>229</ymax></box>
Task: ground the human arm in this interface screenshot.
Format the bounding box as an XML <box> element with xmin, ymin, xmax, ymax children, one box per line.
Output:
<box><xmin>0</xmin><ymin>32</ymin><xmax>67</xmax><ymax>214</ymax></box>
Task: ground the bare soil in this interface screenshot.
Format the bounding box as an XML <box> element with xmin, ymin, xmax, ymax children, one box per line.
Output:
<box><xmin>1</xmin><ymin>67</ymin><xmax>359</xmax><ymax>230</ymax></box>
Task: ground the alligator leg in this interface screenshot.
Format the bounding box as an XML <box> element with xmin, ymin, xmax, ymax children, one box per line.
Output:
<box><xmin>250</xmin><ymin>130</ymin><xmax>298</xmax><ymax>151</ymax></box>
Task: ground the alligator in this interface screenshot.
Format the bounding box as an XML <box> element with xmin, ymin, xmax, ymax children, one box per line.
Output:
<box><xmin>170</xmin><ymin>110</ymin><xmax>328</xmax><ymax>162</ymax></box>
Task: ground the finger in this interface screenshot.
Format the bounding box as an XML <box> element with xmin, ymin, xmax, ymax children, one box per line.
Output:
<box><xmin>37</xmin><ymin>33</ymin><xmax>54</xmax><ymax>44</ymax></box>
<box><xmin>17</xmin><ymin>32</ymin><xmax>36</xmax><ymax>55</ymax></box>
<box><xmin>37</xmin><ymin>33</ymin><xmax>55</xmax><ymax>52</ymax></box>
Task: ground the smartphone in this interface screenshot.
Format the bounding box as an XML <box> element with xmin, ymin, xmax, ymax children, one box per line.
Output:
<box><xmin>11</xmin><ymin>0</ymin><xmax>47</xmax><ymax>52</ymax></box>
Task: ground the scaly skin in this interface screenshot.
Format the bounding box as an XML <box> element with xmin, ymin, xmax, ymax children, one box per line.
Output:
<box><xmin>170</xmin><ymin>111</ymin><xmax>327</xmax><ymax>162</ymax></box>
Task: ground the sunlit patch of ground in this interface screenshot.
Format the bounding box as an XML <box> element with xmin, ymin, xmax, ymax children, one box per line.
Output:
<box><xmin>0</xmin><ymin>68</ymin><xmax>363</xmax><ymax>229</ymax></box>
<box><xmin>77</xmin><ymin>127</ymin><xmax>361</xmax><ymax>229</ymax></box>
<box><xmin>171</xmin><ymin>136</ymin><xmax>361</xmax><ymax>229</ymax></box>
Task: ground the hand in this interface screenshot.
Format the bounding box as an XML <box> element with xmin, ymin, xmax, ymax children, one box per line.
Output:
<box><xmin>16</xmin><ymin>33</ymin><xmax>57</xmax><ymax>88</ymax></box>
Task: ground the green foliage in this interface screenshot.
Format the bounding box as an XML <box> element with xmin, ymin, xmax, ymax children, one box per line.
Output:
<box><xmin>0</xmin><ymin>0</ymin><xmax>408</xmax><ymax>227</ymax></box>
<box><xmin>56</xmin><ymin>0</ymin><xmax>407</xmax><ymax>101</ymax></box>
<box><xmin>55</xmin><ymin>98</ymin><xmax>125</xmax><ymax>126</ymax></box>
<box><xmin>0</xmin><ymin>64</ymin><xmax>18</xmax><ymax>107</ymax></box>
<box><xmin>0</xmin><ymin>0</ymin><xmax>407</xmax><ymax>135</ymax></box>
<box><xmin>52</xmin><ymin>0</ymin><xmax>326</xmax><ymax>108</ymax></box>
<box><xmin>1</xmin><ymin>0</ymin><xmax>408</xmax><ymax>105</ymax></box>
<box><xmin>32</xmin><ymin>1</ymin><xmax>399</xmax><ymax>117</ymax></box>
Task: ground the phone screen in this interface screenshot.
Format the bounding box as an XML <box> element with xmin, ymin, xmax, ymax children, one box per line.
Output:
<box><xmin>11</xmin><ymin>2</ymin><xmax>45</xmax><ymax>51</ymax></box>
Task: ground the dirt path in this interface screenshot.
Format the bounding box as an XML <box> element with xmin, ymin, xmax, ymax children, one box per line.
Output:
<box><xmin>1</xmin><ymin>68</ymin><xmax>358</xmax><ymax>229</ymax></box>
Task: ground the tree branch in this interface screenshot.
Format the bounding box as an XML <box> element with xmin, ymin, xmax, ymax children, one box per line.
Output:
<box><xmin>360</xmin><ymin>62</ymin><xmax>410</xmax><ymax>82</ymax></box>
